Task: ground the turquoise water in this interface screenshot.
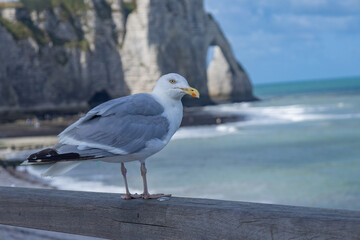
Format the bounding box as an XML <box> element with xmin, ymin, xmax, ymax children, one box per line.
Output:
<box><xmin>254</xmin><ymin>76</ymin><xmax>360</xmax><ymax>97</ymax></box>
<box><xmin>35</xmin><ymin>77</ymin><xmax>360</xmax><ymax>211</ymax></box>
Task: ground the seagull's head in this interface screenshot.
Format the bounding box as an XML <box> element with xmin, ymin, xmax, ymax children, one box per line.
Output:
<box><xmin>153</xmin><ymin>73</ymin><xmax>200</xmax><ymax>100</ymax></box>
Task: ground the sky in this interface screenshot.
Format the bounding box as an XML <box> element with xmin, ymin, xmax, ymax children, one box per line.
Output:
<box><xmin>205</xmin><ymin>0</ymin><xmax>360</xmax><ymax>84</ymax></box>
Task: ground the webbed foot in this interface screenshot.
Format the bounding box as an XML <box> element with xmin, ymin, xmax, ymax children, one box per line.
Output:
<box><xmin>121</xmin><ymin>193</ymin><xmax>142</xmax><ymax>200</ymax></box>
<box><xmin>141</xmin><ymin>193</ymin><xmax>172</xmax><ymax>200</ymax></box>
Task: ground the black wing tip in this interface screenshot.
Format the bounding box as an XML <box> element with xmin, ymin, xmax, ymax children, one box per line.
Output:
<box><xmin>28</xmin><ymin>148</ymin><xmax>58</xmax><ymax>161</ymax></box>
<box><xmin>27</xmin><ymin>148</ymin><xmax>81</xmax><ymax>163</ymax></box>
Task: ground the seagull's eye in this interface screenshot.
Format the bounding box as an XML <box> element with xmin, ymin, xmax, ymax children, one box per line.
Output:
<box><xmin>169</xmin><ymin>79</ymin><xmax>176</xmax><ymax>84</ymax></box>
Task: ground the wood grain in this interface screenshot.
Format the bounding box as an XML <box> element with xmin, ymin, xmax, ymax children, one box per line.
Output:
<box><xmin>0</xmin><ymin>187</ymin><xmax>360</xmax><ymax>240</ymax></box>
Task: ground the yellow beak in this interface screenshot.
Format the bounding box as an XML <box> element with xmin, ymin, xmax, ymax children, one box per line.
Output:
<box><xmin>181</xmin><ymin>87</ymin><xmax>200</xmax><ymax>98</ymax></box>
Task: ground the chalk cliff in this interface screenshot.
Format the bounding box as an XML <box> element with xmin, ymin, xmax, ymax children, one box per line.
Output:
<box><xmin>0</xmin><ymin>0</ymin><xmax>255</xmax><ymax>113</ymax></box>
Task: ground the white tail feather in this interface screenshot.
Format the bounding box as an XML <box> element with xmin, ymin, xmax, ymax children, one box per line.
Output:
<box><xmin>42</xmin><ymin>161</ymin><xmax>81</xmax><ymax>177</ymax></box>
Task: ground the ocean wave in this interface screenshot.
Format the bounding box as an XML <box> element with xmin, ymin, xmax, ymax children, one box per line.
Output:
<box><xmin>51</xmin><ymin>176</ymin><xmax>132</xmax><ymax>193</ymax></box>
<box><xmin>237</xmin><ymin>105</ymin><xmax>360</xmax><ymax>125</ymax></box>
<box><xmin>176</xmin><ymin>102</ymin><xmax>360</xmax><ymax>139</ymax></box>
<box><xmin>173</xmin><ymin>124</ymin><xmax>239</xmax><ymax>140</ymax></box>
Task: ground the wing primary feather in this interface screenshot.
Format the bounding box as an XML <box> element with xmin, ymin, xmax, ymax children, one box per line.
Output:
<box><xmin>42</xmin><ymin>162</ymin><xmax>81</xmax><ymax>177</ymax></box>
<box><xmin>27</xmin><ymin>147</ymin><xmax>96</xmax><ymax>164</ymax></box>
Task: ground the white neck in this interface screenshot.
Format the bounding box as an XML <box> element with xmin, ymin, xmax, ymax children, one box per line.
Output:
<box><xmin>151</xmin><ymin>91</ymin><xmax>184</xmax><ymax>141</ymax></box>
<box><xmin>151</xmin><ymin>91</ymin><xmax>183</xmax><ymax>110</ymax></box>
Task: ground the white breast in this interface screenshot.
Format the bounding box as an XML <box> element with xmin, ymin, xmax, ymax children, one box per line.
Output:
<box><xmin>162</xmin><ymin>100</ymin><xmax>183</xmax><ymax>142</ymax></box>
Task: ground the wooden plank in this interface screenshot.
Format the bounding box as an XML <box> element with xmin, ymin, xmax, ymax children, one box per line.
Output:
<box><xmin>0</xmin><ymin>224</ymin><xmax>105</xmax><ymax>240</ymax></box>
<box><xmin>0</xmin><ymin>187</ymin><xmax>360</xmax><ymax>240</ymax></box>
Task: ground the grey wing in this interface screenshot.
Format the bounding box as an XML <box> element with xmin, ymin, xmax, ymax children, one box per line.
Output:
<box><xmin>59</xmin><ymin>93</ymin><xmax>170</xmax><ymax>155</ymax></box>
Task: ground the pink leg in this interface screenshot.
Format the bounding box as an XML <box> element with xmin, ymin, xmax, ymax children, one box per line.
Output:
<box><xmin>140</xmin><ymin>161</ymin><xmax>171</xmax><ymax>200</ymax></box>
<box><xmin>121</xmin><ymin>162</ymin><xmax>141</xmax><ymax>200</ymax></box>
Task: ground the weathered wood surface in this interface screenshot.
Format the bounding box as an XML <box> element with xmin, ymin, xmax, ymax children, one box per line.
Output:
<box><xmin>0</xmin><ymin>187</ymin><xmax>360</xmax><ymax>240</ymax></box>
<box><xmin>0</xmin><ymin>224</ymin><xmax>105</xmax><ymax>240</ymax></box>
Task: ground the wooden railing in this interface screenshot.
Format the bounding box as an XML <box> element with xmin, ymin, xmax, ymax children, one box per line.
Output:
<box><xmin>0</xmin><ymin>187</ymin><xmax>360</xmax><ymax>239</ymax></box>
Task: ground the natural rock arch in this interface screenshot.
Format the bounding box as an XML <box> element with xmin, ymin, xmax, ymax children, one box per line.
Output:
<box><xmin>207</xmin><ymin>45</ymin><xmax>233</xmax><ymax>102</ymax></box>
<box><xmin>122</xmin><ymin>0</ymin><xmax>255</xmax><ymax>106</ymax></box>
<box><xmin>205</xmin><ymin>15</ymin><xmax>254</xmax><ymax>103</ymax></box>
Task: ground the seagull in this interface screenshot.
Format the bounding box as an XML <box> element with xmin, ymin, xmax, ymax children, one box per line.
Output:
<box><xmin>23</xmin><ymin>73</ymin><xmax>199</xmax><ymax>200</ymax></box>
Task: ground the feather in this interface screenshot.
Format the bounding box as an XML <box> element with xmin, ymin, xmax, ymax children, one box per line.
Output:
<box><xmin>42</xmin><ymin>161</ymin><xmax>81</xmax><ymax>177</ymax></box>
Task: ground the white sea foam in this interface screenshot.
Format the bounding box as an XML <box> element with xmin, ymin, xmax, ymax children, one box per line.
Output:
<box><xmin>237</xmin><ymin>104</ymin><xmax>360</xmax><ymax>125</ymax></box>
<box><xmin>175</xmin><ymin>101</ymin><xmax>360</xmax><ymax>140</ymax></box>
<box><xmin>173</xmin><ymin>124</ymin><xmax>239</xmax><ymax>140</ymax></box>
<box><xmin>51</xmin><ymin>176</ymin><xmax>133</xmax><ymax>193</ymax></box>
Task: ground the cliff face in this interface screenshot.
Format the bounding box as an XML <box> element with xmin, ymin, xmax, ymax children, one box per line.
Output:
<box><xmin>0</xmin><ymin>0</ymin><xmax>254</xmax><ymax>112</ymax></box>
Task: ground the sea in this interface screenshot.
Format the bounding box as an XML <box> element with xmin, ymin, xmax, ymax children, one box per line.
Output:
<box><xmin>28</xmin><ymin>76</ymin><xmax>360</xmax><ymax>211</ymax></box>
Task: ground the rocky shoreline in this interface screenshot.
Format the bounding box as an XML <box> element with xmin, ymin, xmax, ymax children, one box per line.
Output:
<box><xmin>0</xmin><ymin>166</ymin><xmax>52</xmax><ymax>189</ymax></box>
<box><xmin>0</xmin><ymin>107</ymin><xmax>245</xmax><ymax>138</ymax></box>
<box><xmin>0</xmin><ymin>106</ymin><xmax>246</xmax><ymax>185</ymax></box>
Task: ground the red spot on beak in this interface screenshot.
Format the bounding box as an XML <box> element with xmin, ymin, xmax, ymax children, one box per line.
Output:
<box><xmin>192</xmin><ymin>93</ymin><xmax>197</xmax><ymax>98</ymax></box>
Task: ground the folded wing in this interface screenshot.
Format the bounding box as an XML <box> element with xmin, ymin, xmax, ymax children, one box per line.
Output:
<box><xmin>59</xmin><ymin>93</ymin><xmax>170</xmax><ymax>155</ymax></box>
